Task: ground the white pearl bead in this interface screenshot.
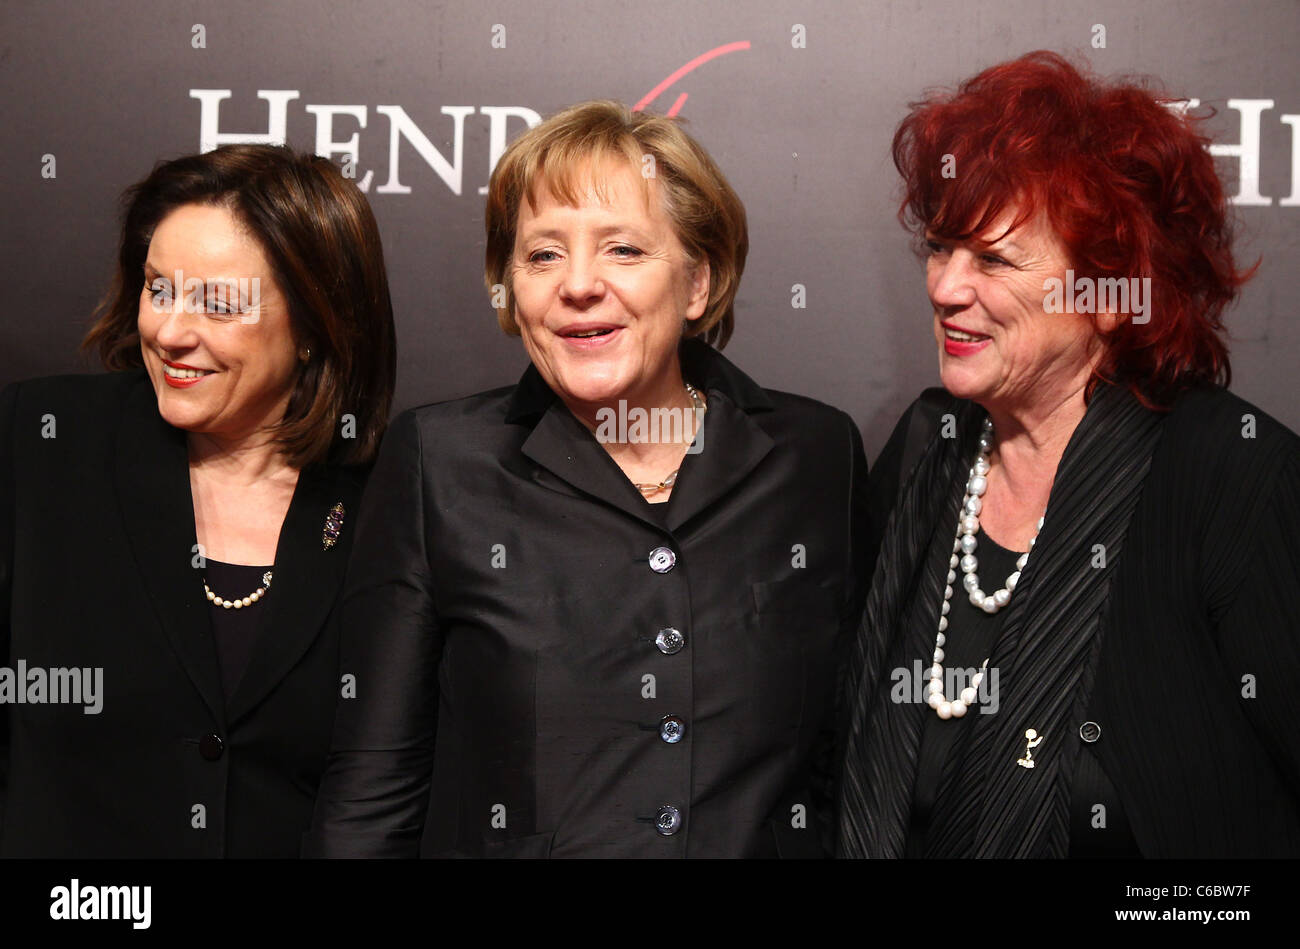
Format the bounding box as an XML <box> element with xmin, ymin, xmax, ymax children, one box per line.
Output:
<box><xmin>933</xmin><ymin>648</ymin><xmax>945</xmax><ymax>663</ymax></box>
<box><xmin>953</xmin><ymin>538</ymin><xmax>962</xmax><ymax>553</ymax></box>
<box><xmin>960</xmin><ymin>535</ymin><xmax>977</xmax><ymax>554</ymax></box>
<box><xmin>945</xmin><ymin>584</ymin><xmax>954</xmax><ymax>599</ymax></box>
<box><xmin>950</xmin><ymin>700</ymin><xmax>967</xmax><ymax>718</ymax></box>
<box><xmin>961</xmin><ymin>515</ymin><xmax>979</xmax><ymax>535</ymax></box>
<box><xmin>971</xmin><ymin>672</ymin><xmax>984</xmax><ymax>689</ymax></box>
<box><xmin>927</xmin><ymin>692</ymin><xmax>943</xmax><ymax>709</ymax></box>
<box><xmin>974</xmin><ymin>457</ymin><xmax>990</xmax><ymax>475</ymax></box>
<box><xmin>937</xmin><ymin>702</ymin><xmax>953</xmax><ymax>719</ymax></box>
<box><xmin>960</xmin><ymin>554</ymin><xmax>978</xmax><ymax>573</ymax></box>
<box><xmin>946</xmin><ymin>569</ymin><xmax>956</xmax><ymax>584</ymax></box>
<box><xmin>223</xmin><ymin>601</ymin><xmax>233</xmax><ymax>609</ymax></box>
<box><xmin>969</xmin><ymin>591</ymin><xmax>985</xmax><ymax>608</ymax></box>
<box><xmin>1006</xmin><ymin>571</ymin><xmax>1019</xmax><ymax>592</ymax></box>
<box><xmin>206</xmin><ymin>590</ymin><xmax>215</xmax><ymax>601</ymax></box>
<box><xmin>981</xmin><ymin>596</ymin><xmax>999</xmax><ymax>614</ymax></box>
<box><xmin>962</xmin><ymin>573</ymin><xmax>979</xmax><ymax>593</ymax></box>
<box><xmin>941</xmin><ymin>600</ymin><xmax>950</xmax><ymax>615</ymax></box>
<box><xmin>993</xmin><ymin>588</ymin><xmax>1011</xmax><ymax>607</ymax></box>
<box><xmin>936</xmin><ymin>633</ymin><xmax>946</xmax><ymax>647</ymax></box>
<box><xmin>960</xmin><ymin>686</ymin><xmax>977</xmax><ymax>705</ymax></box>
<box><xmin>938</xmin><ymin>616</ymin><xmax>947</xmax><ymax>632</ymax></box>
<box><xmin>949</xmin><ymin>554</ymin><xmax>959</xmax><ymax>569</ymax></box>
<box><xmin>233</xmin><ymin>600</ymin><xmax>243</xmax><ymax>609</ymax></box>
<box><xmin>930</xmin><ymin>664</ymin><xmax>943</xmax><ymax>678</ymax></box>
<box><xmin>968</xmin><ymin>475</ymin><xmax>987</xmax><ymax>495</ymax></box>
<box><xmin>1016</xmin><ymin>554</ymin><xmax>1029</xmax><ymax>570</ymax></box>
<box><xmin>965</xmin><ymin>496</ymin><xmax>982</xmax><ymax>515</ymax></box>
<box><xmin>1037</xmin><ymin>516</ymin><xmax>1045</xmax><ymax>529</ymax></box>
<box><xmin>928</xmin><ymin>679</ymin><xmax>944</xmax><ymax>694</ymax></box>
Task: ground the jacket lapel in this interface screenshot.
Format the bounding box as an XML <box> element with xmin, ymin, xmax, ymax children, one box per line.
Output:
<box><xmin>664</xmin><ymin>391</ymin><xmax>773</xmax><ymax>531</ymax></box>
<box><xmin>225</xmin><ymin>462</ymin><xmax>362</xmax><ymax>725</ymax></box>
<box><xmin>519</xmin><ymin>402</ymin><xmax>662</xmax><ymax>527</ymax></box>
<box><xmin>963</xmin><ymin>384</ymin><xmax>1164</xmax><ymax>857</ymax></box>
<box><xmin>114</xmin><ymin>377</ymin><xmax>225</xmax><ymax>724</ymax></box>
<box><xmin>513</xmin><ymin>339</ymin><xmax>775</xmax><ymax>532</ymax></box>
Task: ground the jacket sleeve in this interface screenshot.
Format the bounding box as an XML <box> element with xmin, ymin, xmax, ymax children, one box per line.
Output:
<box><xmin>0</xmin><ymin>382</ymin><xmax>17</xmax><ymax>836</ymax></box>
<box><xmin>808</xmin><ymin>410</ymin><xmax>870</xmax><ymax>855</ymax></box>
<box><xmin>1210</xmin><ymin>442</ymin><xmax>1300</xmax><ymax>798</ymax></box>
<box><xmin>303</xmin><ymin>408</ymin><xmax>442</xmax><ymax>857</ymax></box>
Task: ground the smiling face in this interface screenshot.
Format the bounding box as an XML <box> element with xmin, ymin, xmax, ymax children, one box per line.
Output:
<box><xmin>137</xmin><ymin>203</ymin><xmax>302</xmax><ymax>443</ymax></box>
<box><xmin>925</xmin><ymin>205</ymin><xmax>1101</xmax><ymax>414</ymax></box>
<box><xmin>509</xmin><ymin>159</ymin><xmax>710</xmax><ymax>414</ymax></box>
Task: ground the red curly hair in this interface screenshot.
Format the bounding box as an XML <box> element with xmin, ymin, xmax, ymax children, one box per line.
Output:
<box><xmin>893</xmin><ymin>50</ymin><xmax>1254</xmax><ymax>408</ymax></box>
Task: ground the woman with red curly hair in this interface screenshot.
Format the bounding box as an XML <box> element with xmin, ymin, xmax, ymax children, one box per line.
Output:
<box><xmin>838</xmin><ymin>51</ymin><xmax>1300</xmax><ymax>858</ymax></box>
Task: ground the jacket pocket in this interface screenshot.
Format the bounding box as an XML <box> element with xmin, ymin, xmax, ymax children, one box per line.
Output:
<box><xmin>480</xmin><ymin>829</ymin><xmax>555</xmax><ymax>859</ymax></box>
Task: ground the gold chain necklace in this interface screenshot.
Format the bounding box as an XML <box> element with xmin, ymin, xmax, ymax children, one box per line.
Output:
<box><xmin>632</xmin><ymin>383</ymin><xmax>707</xmax><ymax>497</ymax></box>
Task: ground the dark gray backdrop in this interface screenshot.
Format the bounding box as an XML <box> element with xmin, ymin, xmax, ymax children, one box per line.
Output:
<box><xmin>4</xmin><ymin>0</ymin><xmax>1297</xmax><ymax>457</ymax></box>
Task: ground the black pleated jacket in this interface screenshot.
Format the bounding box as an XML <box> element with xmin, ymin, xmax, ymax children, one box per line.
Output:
<box><xmin>0</xmin><ymin>371</ymin><xmax>368</xmax><ymax>857</ymax></box>
<box><xmin>840</xmin><ymin>383</ymin><xmax>1300</xmax><ymax>858</ymax></box>
<box><xmin>304</xmin><ymin>339</ymin><xmax>870</xmax><ymax>857</ymax></box>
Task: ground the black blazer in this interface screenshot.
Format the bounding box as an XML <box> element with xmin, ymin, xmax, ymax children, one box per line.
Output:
<box><xmin>0</xmin><ymin>371</ymin><xmax>368</xmax><ymax>857</ymax></box>
<box><xmin>840</xmin><ymin>383</ymin><xmax>1300</xmax><ymax>857</ymax></box>
<box><xmin>305</xmin><ymin>339</ymin><xmax>869</xmax><ymax>857</ymax></box>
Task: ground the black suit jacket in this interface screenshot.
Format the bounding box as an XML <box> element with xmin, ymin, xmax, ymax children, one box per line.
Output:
<box><xmin>0</xmin><ymin>371</ymin><xmax>368</xmax><ymax>857</ymax></box>
<box><xmin>305</xmin><ymin>340</ymin><xmax>869</xmax><ymax>857</ymax></box>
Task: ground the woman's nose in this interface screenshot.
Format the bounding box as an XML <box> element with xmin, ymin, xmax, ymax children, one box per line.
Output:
<box><xmin>559</xmin><ymin>256</ymin><xmax>606</xmax><ymax>307</ymax></box>
<box><xmin>928</xmin><ymin>252</ymin><xmax>977</xmax><ymax>309</ymax></box>
<box><xmin>151</xmin><ymin>295</ymin><xmax>200</xmax><ymax>350</ymax></box>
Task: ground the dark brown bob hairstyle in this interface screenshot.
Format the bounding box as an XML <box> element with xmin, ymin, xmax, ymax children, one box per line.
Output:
<box><xmin>83</xmin><ymin>143</ymin><xmax>396</xmax><ymax>467</ymax></box>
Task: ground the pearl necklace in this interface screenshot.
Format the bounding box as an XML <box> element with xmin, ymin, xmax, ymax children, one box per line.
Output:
<box><xmin>926</xmin><ymin>417</ymin><xmax>1044</xmax><ymax>719</ymax></box>
<box><xmin>204</xmin><ymin>570</ymin><xmax>273</xmax><ymax>610</ymax></box>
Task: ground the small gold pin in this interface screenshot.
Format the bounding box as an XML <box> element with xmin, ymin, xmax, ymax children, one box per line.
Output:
<box><xmin>322</xmin><ymin>501</ymin><xmax>345</xmax><ymax>550</ymax></box>
<box><xmin>1016</xmin><ymin>728</ymin><xmax>1043</xmax><ymax>769</ymax></box>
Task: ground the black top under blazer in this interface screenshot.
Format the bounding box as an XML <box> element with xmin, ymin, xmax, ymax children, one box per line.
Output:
<box><xmin>305</xmin><ymin>339</ymin><xmax>870</xmax><ymax>857</ymax></box>
<box><xmin>0</xmin><ymin>371</ymin><xmax>368</xmax><ymax>857</ymax></box>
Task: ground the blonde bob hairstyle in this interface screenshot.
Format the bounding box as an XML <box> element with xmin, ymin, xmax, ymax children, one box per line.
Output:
<box><xmin>484</xmin><ymin>100</ymin><xmax>748</xmax><ymax>349</ymax></box>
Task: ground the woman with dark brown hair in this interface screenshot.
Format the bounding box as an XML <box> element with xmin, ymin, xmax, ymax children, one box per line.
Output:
<box><xmin>0</xmin><ymin>143</ymin><xmax>396</xmax><ymax>856</ymax></box>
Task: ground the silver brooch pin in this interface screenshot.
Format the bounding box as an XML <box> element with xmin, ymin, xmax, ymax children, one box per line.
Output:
<box><xmin>322</xmin><ymin>501</ymin><xmax>345</xmax><ymax>550</ymax></box>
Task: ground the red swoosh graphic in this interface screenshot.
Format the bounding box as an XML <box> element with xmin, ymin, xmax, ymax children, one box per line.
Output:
<box><xmin>633</xmin><ymin>40</ymin><xmax>751</xmax><ymax>115</ymax></box>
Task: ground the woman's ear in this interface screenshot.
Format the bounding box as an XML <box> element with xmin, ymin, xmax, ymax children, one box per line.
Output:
<box><xmin>1094</xmin><ymin>310</ymin><xmax>1122</xmax><ymax>335</ymax></box>
<box><xmin>684</xmin><ymin>260</ymin><xmax>711</xmax><ymax>323</ymax></box>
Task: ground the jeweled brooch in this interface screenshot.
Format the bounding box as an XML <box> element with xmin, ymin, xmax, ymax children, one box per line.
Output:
<box><xmin>322</xmin><ymin>501</ymin><xmax>345</xmax><ymax>550</ymax></box>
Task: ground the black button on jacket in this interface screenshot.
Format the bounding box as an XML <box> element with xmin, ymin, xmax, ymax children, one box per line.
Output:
<box><xmin>306</xmin><ymin>340</ymin><xmax>869</xmax><ymax>857</ymax></box>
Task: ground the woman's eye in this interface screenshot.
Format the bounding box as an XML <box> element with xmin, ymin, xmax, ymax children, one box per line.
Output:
<box><xmin>924</xmin><ymin>239</ymin><xmax>947</xmax><ymax>255</ymax></box>
<box><xmin>144</xmin><ymin>278</ymin><xmax>171</xmax><ymax>304</ymax></box>
<box><xmin>980</xmin><ymin>253</ymin><xmax>1010</xmax><ymax>267</ymax></box>
<box><xmin>528</xmin><ymin>249</ymin><xmax>559</xmax><ymax>264</ymax></box>
<box><xmin>610</xmin><ymin>245</ymin><xmax>642</xmax><ymax>258</ymax></box>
